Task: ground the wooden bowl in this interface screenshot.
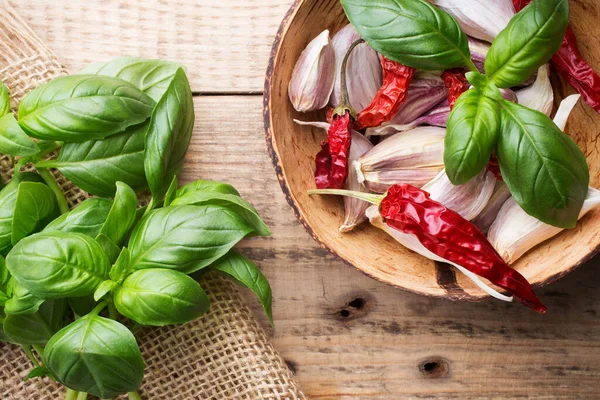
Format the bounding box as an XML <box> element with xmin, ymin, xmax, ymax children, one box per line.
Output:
<box><xmin>264</xmin><ymin>0</ymin><xmax>600</xmax><ymax>300</ymax></box>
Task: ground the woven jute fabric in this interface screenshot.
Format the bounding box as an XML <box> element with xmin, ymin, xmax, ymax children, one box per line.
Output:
<box><xmin>0</xmin><ymin>1</ymin><xmax>306</xmax><ymax>399</ymax></box>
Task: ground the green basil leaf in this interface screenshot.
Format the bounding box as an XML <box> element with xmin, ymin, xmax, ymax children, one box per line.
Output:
<box><xmin>172</xmin><ymin>191</ymin><xmax>271</xmax><ymax>237</ymax></box>
<box><xmin>498</xmin><ymin>101</ymin><xmax>589</xmax><ymax>228</ymax></box>
<box><xmin>341</xmin><ymin>0</ymin><xmax>472</xmax><ymax>70</ymax></box>
<box><xmin>176</xmin><ymin>179</ymin><xmax>240</xmax><ymax>198</ymax></box>
<box><xmin>68</xmin><ymin>295</ymin><xmax>98</xmax><ymax>318</ymax></box>
<box><xmin>0</xmin><ymin>290</ymin><xmax>7</xmax><ymax>306</ymax></box>
<box><xmin>0</xmin><ymin>310</ymin><xmax>16</xmax><ymax>343</ymax></box>
<box><xmin>144</xmin><ymin>68</ymin><xmax>194</xmax><ymax>200</ymax></box>
<box><xmin>4</xmin><ymin>279</ymin><xmax>44</xmax><ymax>315</ymax></box>
<box><xmin>25</xmin><ymin>366</ymin><xmax>49</xmax><ymax>382</ymax></box>
<box><xmin>3</xmin><ymin>299</ymin><xmax>67</xmax><ymax>345</ymax></box>
<box><xmin>80</xmin><ymin>57</ymin><xmax>183</xmax><ymax>102</ymax></box>
<box><xmin>0</xmin><ymin>81</ymin><xmax>10</xmax><ymax>117</ymax></box>
<box><xmin>115</xmin><ymin>269</ymin><xmax>209</xmax><ymax>326</ymax></box>
<box><xmin>7</xmin><ymin>232</ymin><xmax>110</xmax><ymax>299</ymax></box>
<box><xmin>212</xmin><ymin>251</ymin><xmax>273</xmax><ymax>326</ymax></box>
<box><xmin>99</xmin><ymin>182</ymin><xmax>138</xmax><ymax>245</ymax></box>
<box><xmin>444</xmin><ymin>89</ymin><xmax>501</xmax><ymax>185</ymax></box>
<box><xmin>485</xmin><ymin>0</ymin><xmax>569</xmax><ymax>88</ymax></box>
<box><xmin>109</xmin><ymin>247</ymin><xmax>131</xmax><ymax>284</ymax></box>
<box><xmin>44</xmin><ymin>314</ymin><xmax>144</xmax><ymax>399</ymax></box>
<box><xmin>0</xmin><ymin>114</ymin><xmax>40</xmax><ymax>156</ymax></box>
<box><xmin>0</xmin><ymin>255</ymin><xmax>9</xmax><ymax>290</ymax></box>
<box><xmin>128</xmin><ymin>205</ymin><xmax>255</xmax><ymax>274</ymax></box>
<box><xmin>11</xmin><ymin>182</ymin><xmax>60</xmax><ymax>246</ymax></box>
<box><xmin>37</xmin><ymin>121</ymin><xmax>148</xmax><ymax>197</ymax></box>
<box><xmin>43</xmin><ymin>198</ymin><xmax>113</xmax><ymax>237</ymax></box>
<box><xmin>95</xmin><ymin>233</ymin><xmax>121</xmax><ymax>264</ymax></box>
<box><xmin>0</xmin><ymin>173</ymin><xmax>44</xmax><ymax>255</ymax></box>
<box><xmin>163</xmin><ymin>175</ymin><xmax>178</xmax><ymax>207</ymax></box>
<box><xmin>93</xmin><ymin>280</ymin><xmax>117</xmax><ymax>302</ymax></box>
<box><xmin>18</xmin><ymin>75</ymin><xmax>155</xmax><ymax>142</ymax></box>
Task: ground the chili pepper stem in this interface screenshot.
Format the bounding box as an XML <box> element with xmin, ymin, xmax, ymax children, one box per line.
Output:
<box><xmin>335</xmin><ymin>39</ymin><xmax>364</xmax><ymax>117</ymax></box>
<box><xmin>308</xmin><ymin>189</ymin><xmax>383</xmax><ymax>205</ymax></box>
<box><xmin>37</xmin><ymin>168</ymin><xmax>70</xmax><ymax>214</ymax></box>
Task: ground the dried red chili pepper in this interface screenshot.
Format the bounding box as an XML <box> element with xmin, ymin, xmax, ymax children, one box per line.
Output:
<box><xmin>514</xmin><ymin>0</ymin><xmax>600</xmax><ymax>113</ymax></box>
<box><xmin>442</xmin><ymin>69</ymin><xmax>469</xmax><ymax>110</ymax></box>
<box><xmin>354</xmin><ymin>56</ymin><xmax>415</xmax><ymax>130</ymax></box>
<box><xmin>325</xmin><ymin>106</ymin><xmax>335</xmax><ymax>124</ymax></box>
<box><xmin>314</xmin><ymin>40</ymin><xmax>361</xmax><ymax>189</ymax></box>
<box><xmin>486</xmin><ymin>154</ymin><xmax>503</xmax><ymax>181</ymax></box>
<box><xmin>380</xmin><ymin>184</ymin><xmax>546</xmax><ymax>313</ymax></box>
<box><xmin>308</xmin><ymin>184</ymin><xmax>547</xmax><ymax>313</ymax></box>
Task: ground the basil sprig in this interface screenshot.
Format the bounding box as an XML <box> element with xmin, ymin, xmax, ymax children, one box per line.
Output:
<box><xmin>442</xmin><ymin>0</ymin><xmax>585</xmax><ymax>228</ymax></box>
<box><xmin>341</xmin><ymin>0</ymin><xmax>475</xmax><ymax>71</ymax></box>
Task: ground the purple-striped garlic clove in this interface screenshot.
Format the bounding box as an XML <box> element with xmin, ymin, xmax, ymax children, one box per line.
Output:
<box><xmin>428</xmin><ymin>0</ymin><xmax>515</xmax><ymax>43</ymax></box>
<box><xmin>354</xmin><ymin>127</ymin><xmax>446</xmax><ymax>193</ymax></box>
<box><xmin>515</xmin><ymin>64</ymin><xmax>554</xmax><ymax>116</ymax></box>
<box><xmin>472</xmin><ymin>181</ymin><xmax>511</xmax><ymax>234</ymax></box>
<box><xmin>366</xmin><ymin>99</ymin><xmax>450</xmax><ymax>137</ymax></box>
<box><xmin>288</xmin><ymin>30</ymin><xmax>336</xmax><ymax>112</ymax></box>
<box><xmin>468</xmin><ymin>37</ymin><xmax>490</xmax><ymax>73</ymax></box>
<box><xmin>329</xmin><ymin>24</ymin><xmax>382</xmax><ymax>111</ymax></box>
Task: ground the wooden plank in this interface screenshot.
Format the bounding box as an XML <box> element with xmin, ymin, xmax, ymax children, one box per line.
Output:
<box><xmin>12</xmin><ymin>0</ymin><xmax>290</xmax><ymax>93</ymax></box>
<box><xmin>187</xmin><ymin>95</ymin><xmax>600</xmax><ymax>399</ymax></box>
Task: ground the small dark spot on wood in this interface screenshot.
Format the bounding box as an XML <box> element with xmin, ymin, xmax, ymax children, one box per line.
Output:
<box><xmin>339</xmin><ymin>309</ymin><xmax>351</xmax><ymax>318</ymax></box>
<box><xmin>285</xmin><ymin>359</ymin><xmax>298</xmax><ymax>375</ymax></box>
<box><xmin>348</xmin><ymin>297</ymin><xmax>366</xmax><ymax>310</ymax></box>
<box><xmin>334</xmin><ymin>294</ymin><xmax>373</xmax><ymax>321</ymax></box>
<box><xmin>419</xmin><ymin>357</ymin><xmax>449</xmax><ymax>379</ymax></box>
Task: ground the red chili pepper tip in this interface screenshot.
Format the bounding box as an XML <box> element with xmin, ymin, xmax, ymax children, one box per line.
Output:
<box><xmin>380</xmin><ymin>184</ymin><xmax>547</xmax><ymax>313</ymax></box>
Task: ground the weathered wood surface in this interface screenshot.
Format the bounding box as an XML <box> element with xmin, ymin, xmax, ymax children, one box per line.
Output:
<box><xmin>13</xmin><ymin>1</ymin><xmax>600</xmax><ymax>399</ymax></box>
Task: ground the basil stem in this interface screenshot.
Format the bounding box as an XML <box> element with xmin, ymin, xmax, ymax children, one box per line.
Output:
<box><xmin>37</xmin><ymin>168</ymin><xmax>70</xmax><ymax>214</ymax></box>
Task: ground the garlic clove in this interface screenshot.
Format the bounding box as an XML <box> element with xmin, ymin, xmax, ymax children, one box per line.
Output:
<box><xmin>329</xmin><ymin>24</ymin><xmax>382</xmax><ymax>111</ymax></box>
<box><xmin>422</xmin><ymin>168</ymin><xmax>496</xmax><ymax>221</ymax></box>
<box><xmin>428</xmin><ymin>0</ymin><xmax>515</xmax><ymax>43</ymax></box>
<box><xmin>515</xmin><ymin>64</ymin><xmax>554</xmax><ymax>116</ymax></box>
<box><xmin>488</xmin><ymin>187</ymin><xmax>600</xmax><ymax>264</ymax></box>
<box><xmin>289</xmin><ymin>30</ymin><xmax>336</xmax><ymax>113</ymax></box>
<box><xmin>472</xmin><ymin>180</ymin><xmax>511</xmax><ymax>234</ymax></box>
<box><xmin>553</xmin><ymin>94</ymin><xmax>581</xmax><ymax>131</ymax></box>
<box><xmin>468</xmin><ymin>37</ymin><xmax>490</xmax><ymax>73</ymax></box>
<box><xmin>355</xmin><ymin>127</ymin><xmax>446</xmax><ymax>193</ymax></box>
<box><xmin>365</xmin><ymin>99</ymin><xmax>450</xmax><ymax>138</ymax></box>
<box><xmin>366</xmin><ymin>205</ymin><xmax>513</xmax><ymax>302</ymax></box>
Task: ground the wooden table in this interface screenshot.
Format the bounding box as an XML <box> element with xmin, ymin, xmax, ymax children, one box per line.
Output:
<box><xmin>14</xmin><ymin>1</ymin><xmax>600</xmax><ymax>398</ymax></box>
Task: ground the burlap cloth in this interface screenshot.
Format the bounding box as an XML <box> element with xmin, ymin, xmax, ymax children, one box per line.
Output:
<box><xmin>0</xmin><ymin>2</ymin><xmax>306</xmax><ymax>399</ymax></box>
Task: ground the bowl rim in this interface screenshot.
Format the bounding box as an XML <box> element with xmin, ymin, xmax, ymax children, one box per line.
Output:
<box><xmin>262</xmin><ymin>0</ymin><xmax>600</xmax><ymax>301</ymax></box>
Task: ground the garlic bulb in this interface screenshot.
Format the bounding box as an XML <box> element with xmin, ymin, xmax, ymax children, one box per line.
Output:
<box><xmin>488</xmin><ymin>188</ymin><xmax>600</xmax><ymax>264</ymax></box>
<box><xmin>329</xmin><ymin>24</ymin><xmax>382</xmax><ymax>111</ymax></box>
<box><xmin>354</xmin><ymin>127</ymin><xmax>446</xmax><ymax>193</ymax></box>
<box><xmin>515</xmin><ymin>64</ymin><xmax>554</xmax><ymax>116</ymax></box>
<box><xmin>472</xmin><ymin>181</ymin><xmax>511</xmax><ymax>234</ymax></box>
<box><xmin>288</xmin><ymin>30</ymin><xmax>336</xmax><ymax>112</ymax></box>
<box><xmin>428</xmin><ymin>0</ymin><xmax>515</xmax><ymax>43</ymax></box>
<box><xmin>366</xmin><ymin>206</ymin><xmax>513</xmax><ymax>302</ymax></box>
<box><xmin>422</xmin><ymin>169</ymin><xmax>496</xmax><ymax>221</ymax></box>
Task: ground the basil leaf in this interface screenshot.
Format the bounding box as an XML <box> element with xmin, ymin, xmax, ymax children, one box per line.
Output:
<box><xmin>444</xmin><ymin>89</ymin><xmax>501</xmax><ymax>185</ymax></box>
<box><xmin>25</xmin><ymin>366</ymin><xmax>50</xmax><ymax>382</ymax></box>
<box><xmin>115</xmin><ymin>269</ymin><xmax>209</xmax><ymax>326</ymax></box>
<box><xmin>485</xmin><ymin>0</ymin><xmax>569</xmax><ymax>88</ymax></box>
<box><xmin>0</xmin><ymin>81</ymin><xmax>10</xmax><ymax>117</ymax></box>
<box><xmin>176</xmin><ymin>179</ymin><xmax>240</xmax><ymax>198</ymax></box>
<box><xmin>128</xmin><ymin>205</ymin><xmax>255</xmax><ymax>274</ymax></box>
<box><xmin>11</xmin><ymin>182</ymin><xmax>60</xmax><ymax>245</ymax></box>
<box><xmin>109</xmin><ymin>247</ymin><xmax>131</xmax><ymax>284</ymax></box>
<box><xmin>99</xmin><ymin>182</ymin><xmax>138</xmax><ymax>245</ymax></box>
<box><xmin>172</xmin><ymin>191</ymin><xmax>271</xmax><ymax>237</ymax></box>
<box><xmin>163</xmin><ymin>175</ymin><xmax>178</xmax><ymax>207</ymax></box>
<box><xmin>4</xmin><ymin>279</ymin><xmax>44</xmax><ymax>315</ymax></box>
<box><xmin>0</xmin><ymin>255</ymin><xmax>9</xmax><ymax>290</ymax></box>
<box><xmin>95</xmin><ymin>233</ymin><xmax>121</xmax><ymax>264</ymax></box>
<box><xmin>6</xmin><ymin>232</ymin><xmax>110</xmax><ymax>299</ymax></box>
<box><xmin>0</xmin><ymin>173</ymin><xmax>45</xmax><ymax>255</ymax></box>
<box><xmin>68</xmin><ymin>295</ymin><xmax>97</xmax><ymax>318</ymax></box>
<box><xmin>37</xmin><ymin>121</ymin><xmax>148</xmax><ymax>197</ymax></box>
<box><xmin>3</xmin><ymin>299</ymin><xmax>67</xmax><ymax>345</ymax></box>
<box><xmin>43</xmin><ymin>198</ymin><xmax>113</xmax><ymax>237</ymax></box>
<box><xmin>18</xmin><ymin>75</ymin><xmax>155</xmax><ymax>142</ymax></box>
<box><xmin>212</xmin><ymin>251</ymin><xmax>273</xmax><ymax>326</ymax></box>
<box><xmin>144</xmin><ymin>68</ymin><xmax>194</xmax><ymax>200</ymax></box>
<box><xmin>80</xmin><ymin>57</ymin><xmax>183</xmax><ymax>102</ymax></box>
<box><xmin>341</xmin><ymin>0</ymin><xmax>472</xmax><ymax>70</ymax></box>
<box><xmin>93</xmin><ymin>280</ymin><xmax>118</xmax><ymax>302</ymax></box>
<box><xmin>0</xmin><ymin>114</ymin><xmax>40</xmax><ymax>156</ymax></box>
<box><xmin>0</xmin><ymin>310</ymin><xmax>16</xmax><ymax>343</ymax></box>
<box><xmin>498</xmin><ymin>101</ymin><xmax>589</xmax><ymax>228</ymax></box>
<box><xmin>44</xmin><ymin>314</ymin><xmax>144</xmax><ymax>399</ymax></box>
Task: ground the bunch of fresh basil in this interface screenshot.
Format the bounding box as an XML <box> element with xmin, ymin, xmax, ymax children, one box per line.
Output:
<box><xmin>0</xmin><ymin>58</ymin><xmax>273</xmax><ymax>400</ymax></box>
<box><xmin>342</xmin><ymin>0</ymin><xmax>588</xmax><ymax>229</ymax></box>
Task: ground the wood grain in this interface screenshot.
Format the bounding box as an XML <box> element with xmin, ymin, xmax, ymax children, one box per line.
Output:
<box><xmin>188</xmin><ymin>96</ymin><xmax>600</xmax><ymax>399</ymax></box>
